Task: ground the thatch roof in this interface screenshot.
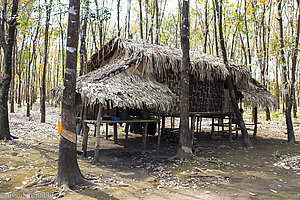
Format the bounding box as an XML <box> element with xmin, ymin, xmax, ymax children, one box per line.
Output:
<box><xmin>84</xmin><ymin>37</ymin><xmax>276</xmax><ymax>109</ymax></box>
<box><xmin>53</xmin><ymin>38</ymin><xmax>276</xmax><ymax>110</ymax></box>
<box><xmin>76</xmin><ymin>61</ymin><xmax>175</xmax><ymax>112</ymax></box>
<box><xmin>86</xmin><ymin>37</ymin><xmax>251</xmax><ymax>86</ymax></box>
<box><xmin>238</xmin><ymin>78</ymin><xmax>277</xmax><ymax>108</ymax></box>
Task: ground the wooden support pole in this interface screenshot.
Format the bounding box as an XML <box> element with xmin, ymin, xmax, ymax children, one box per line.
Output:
<box><xmin>113</xmin><ymin>123</ymin><xmax>118</xmax><ymax>144</ymax></box>
<box><xmin>142</xmin><ymin>122</ymin><xmax>148</xmax><ymax>150</ymax></box>
<box><xmin>253</xmin><ymin>107</ymin><xmax>258</xmax><ymax>138</ymax></box>
<box><xmin>162</xmin><ymin>116</ymin><xmax>165</xmax><ymax>135</ymax></box>
<box><xmin>125</xmin><ymin>123</ymin><xmax>129</xmax><ymax>146</ymax></box>
<box><xmin>157</xmin><ymin>115</ymin><xmax>161</xmax><ymax>154</ymax></box>
<box><xmin>81</xmin><ymin>102</ymin><xmax>89</xmax><ymax>157</ymax></box>
<box><xmin>211</xmin><ymin>117</ymin><xmax>215</xmax><ymax>138</ymax></box>
<box><xmin>105</xmin><ymin>123</ymin><xmax>108</xmax><ymax>140</ymax></box>
<box><xmin>199</xmin><ymin>117</ymin><xmax>202</xmax><ymax>133</ymax></box>
<box><xmin>229</xmin><ymin>114</ymin><xmax>232</xmax><ymax>141</ymax></box>
<box><xmin>191</xmin><ymin>116</ymin><xmax>196</xmax><ymax>145</ymax></box>
<box><xmin>93</xmin><ymin>106</ymin><xmax>102</xmax><ymax>163</ymax></box>
<box><xmin>171</xmin><ymin>117</ymin><xmax>174</xmax><ymax>129</ymax></box>
<box><xmin>196</xmin><ymin>117</ymin><xmax>199</xmax><ymax>134</ymax></box>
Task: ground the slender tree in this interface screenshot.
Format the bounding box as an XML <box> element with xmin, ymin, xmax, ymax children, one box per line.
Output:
<box><xmin>41</xmin><ymin>0</ymin><xmax>53</xmax><ymax>123</ymax></box>
<box><xmin>177</xmin><ymin>0</ymin><xmax>193</xmax><ymax>159</ymax></box>
<box><xmin>215</xmin><ymin>0</ymin><xmax>253</xmax><ymax>148</ymax></box>
<box><xmin>278</xmin><ymin>0</ymin><xmax>296</xmax><ymax>143</ymax></box>
<box><xmin>139</xmin><ymin>0</ymin><xmax>143</xmax><ymax>39</ymax></box>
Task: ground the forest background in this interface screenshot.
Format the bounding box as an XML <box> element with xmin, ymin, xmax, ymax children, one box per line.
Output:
<box><xmin>0</xmin><ymin>0</ymin><xmax>299</xmax><ymax>130</ymax></box>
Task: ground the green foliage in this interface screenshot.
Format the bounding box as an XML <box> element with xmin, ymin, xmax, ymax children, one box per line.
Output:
<box><xmin>275</xmin><ymin>150</ymin><xmax>281</xmax><ymax>158</ymax></box>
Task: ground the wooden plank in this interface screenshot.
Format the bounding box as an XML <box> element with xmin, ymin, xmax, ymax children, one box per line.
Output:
<box><xmin>84</xmin><ymin>119</ymin><xmax>157</xmax><ymax>124</ymax></box>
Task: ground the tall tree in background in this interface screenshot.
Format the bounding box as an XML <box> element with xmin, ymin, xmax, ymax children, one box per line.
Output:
<box><xmin>139</xmin><ymin>0</ymin><xmax>143</xmax><ymax>39</ymax></box>
<box><xmin>215</xmin><ymin>0</ymin><xmax>253</xmax><ymax>147</ymax></box>
<box><xmin>79</xmin><ymin>0</ymin><xmax>89</xmax><ymax>76</ymax></box>
<box><xmin>41</xmin><ymin>0</ymin><xmax>53</xmax><ymax>123</ymax></box>
<box><xmin>278</xmin><ymin>0</ymin><xmax>296</xmax><ymax>143</ymax></box>
<box><xmin>177</xmin><ymin>0</ymin><xmax>193</xmax><ymax>159</ymax></box>
<box><xmin>55</xmin><ymin>0</ymin><xmax>87</xmax><ymax>187</ymax></box>
<box><xmin>0</xmin><ymin>0</ymin><xmax>19</xmax><ymax>140</ymax></box>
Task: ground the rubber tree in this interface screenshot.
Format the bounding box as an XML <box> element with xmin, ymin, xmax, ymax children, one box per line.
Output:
<box><xmin>55</xmin><ymin>0</ymin><xmax>87</xmax><ymax>187</ymax></box>
<box><xmin>177</xmin><ymin>0</ymin><xmax>193</xmax><ymax>159</ymax></box>
<box><xmin>0</xmin><ymin>0</ymin><xmax>19</xmax><ymax>140</ymax></box>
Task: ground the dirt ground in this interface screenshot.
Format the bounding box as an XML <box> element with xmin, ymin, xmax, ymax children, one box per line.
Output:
<box><xmin>0</xmin><ymin>104</ymin><xmax>300</xmax><ymax>200</ymax></box>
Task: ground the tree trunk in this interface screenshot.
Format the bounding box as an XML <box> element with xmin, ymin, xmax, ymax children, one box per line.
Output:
<box><xmin>212</xmin><ymin>0</ymin><xmax>219</xmax><ymax>56</ymax></box>
<box><xmin>278</xmin><ymin>0</ymin><xmax>295</xmax><ymax>143</ymax></box>
<box><xmin>79</xmin><ymin>0</ymin><xmax>88</xmax><ymax>76</ymax></box>
<box><xmin>127</xmin><ymin>0</ymin><xmax>132</xmax><ymax>39</ymax></box>
<box><xmin>41</xmin><ymin>0</ymin><xmax>53</xmax><ymax>123</ymax></box>
<box><xmin>215</xmin><ymin>0</ymin><xmax>252</xmax><ymax>148</ymax></box>
<box><xmin>177</xmin><ymin>0</ymin><xmax>192</xmax><ymax>159</ymax></box>
<box><xmin>155</xmin><ymin>0</ymin><xmax>159</xmax><ymax>44</ymax></box>
<box><xmin>145</xmin><ymin>0</ymin><xmax>149</xmax><ymax>41</ymax></box>
<box><xmin>139</xmin><ymin>0</ymin><xmax>143</xmax><ymax>39</ymax></box>
<box><xmin>203</xmin><ymin>0</ymin><xmax>209</xmax><ymax>53</ymax></box>
<box><xmin>117</xmin><ymin>0</ymin><xmax>121</xmax><ymax>37</ymax></box>
<box><xmin>27</xmin><ymin>25</ymin><xmax>39</xmax><ymax>117</ymax></box>
<box><xmin>10</xmin><ymin>42</ymin><xmax>16</xmax><ymax>113</ymax></box>
<box><xmin>56</xmin><ymin>0</ymin><xmax>86</xmax><ymax>187</ymax></box>
<box><xmin>0</xmin><ymin>0</ymin><xmax>18</xmax><ymax>140</ymax></box>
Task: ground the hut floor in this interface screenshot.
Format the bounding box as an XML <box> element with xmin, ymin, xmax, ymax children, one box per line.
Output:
<box><xmin>1</xmin><ymin>104</ymin><xmax>300</xmax><ymax>200</ymax></box>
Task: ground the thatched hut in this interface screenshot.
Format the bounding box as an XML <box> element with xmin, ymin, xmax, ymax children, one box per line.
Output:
<box><xmin>83</xmin><ymin>37</ymin><xmax>276</xmax><ymax>116</ymax></box>
<box><xmin>53</xmin><ymin>38</ymin><xmax>276</xmax><ymax>154</ymax></box>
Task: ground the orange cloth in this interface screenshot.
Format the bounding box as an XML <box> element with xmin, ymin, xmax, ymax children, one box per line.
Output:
<box><xmin>58</xmin><ymin>121</ymin><xmax>61</xmax><ymax>134</ymax></box>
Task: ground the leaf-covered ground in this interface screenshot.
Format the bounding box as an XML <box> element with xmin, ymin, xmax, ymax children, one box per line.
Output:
<box><xmin>0</xmin><ymin>104</ymin><xmax>300</xmax><ymax>199</ymax></box>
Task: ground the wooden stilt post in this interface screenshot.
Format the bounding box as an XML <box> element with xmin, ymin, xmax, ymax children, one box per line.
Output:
<box><xmin>105</xmin><ymin>123</ymin><xmax>108</xmax><ymax>140</ymax></box>
<box><xmin>253</xmin><ymin>107</ymin><xmax>258</xmax><ymax>138</ymax></box>
<box><xmin>114</xmin><ymin>123</ymin><xmax>118</xmax><ymax>144</ymax></box>
<box><xmin>93</xmin><ymin>106</ymin><xmax>102</xmax><ymax>163</ymax></box>
<box><xmin>162</xmin><ymin>116</ymin><xmax>165</xmax><ymax>134</ymax></box>
<box><xmin>199</xmin><ymin>117</ymin><xmax>202</xmax><ymax>133</ymax></box>
<box><xmin>191</xmin><ymin>116</ymin><xmax>196</xmax><ymax>145</ymax></box>
<box><xmin>211</xmin><ymin>117</ymin><xmax>215</xmax><ymax>138</ymax></box>
<box><xmin>81</xmin><ymin>101</ymin><xmax>89</xmax><ymax>157</ymax></box>
<box><xmin>229</xmin><ymin>114</ymin><xmax>232</xmax><ymax>141</ymax></box>
<box><xmin>125</xmin><ymin>123</ymin><xmax>129</xmax><ymax>146</ymax></box>
<box><xmin>196</xmin><ymin>117</ymin><xmax>199</xmax><ymax>134</ymax></box>
<box><xmin>142</xmin><ymin>122</ymin><xmax>148</xmax><ymax>150</ymax></box>
<box><xmin>157</xmin><ymin>114</ymin><xmax>161</xmax><ymax>155</ymax></box>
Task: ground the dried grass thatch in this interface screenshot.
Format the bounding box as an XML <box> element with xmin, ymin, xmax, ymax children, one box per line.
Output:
<box><xmin>238</xmin><ymin>78</ymin><xmax>277</xmax><ymax>108</ymax></box>
<box><xmin>53</xmin><ymin>38</ymin><xmax>276</xmax><ymax>111</ymax></box>
<box><xmin>86</xmin><ymin>37</ymin><xmax>251</xmax><ymax>86</ymax></box>
<box><xmin>77</xmin><ymin>61</ymin><xmax>175</xmax><ymax>112</ymax></box>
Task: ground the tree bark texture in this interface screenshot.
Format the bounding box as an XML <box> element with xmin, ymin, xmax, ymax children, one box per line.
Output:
<box><xmin>278</xmin><ymin>0</ymin><xmax>295</xmax><ymax>143</ymax></box>
<box><xmin>56</xmin><ymin>0</ymin><xmax>86</xmax><ymax>187</ymax></box>
<box><xmin>0</xmin><ymin>0</ymin><xmax>18</xmax><ymax>140</ymax></box>
<box><xmin>177</xmin><ymin>0</ymin><xmax>193</xmax><ymax>159</ymax></box>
